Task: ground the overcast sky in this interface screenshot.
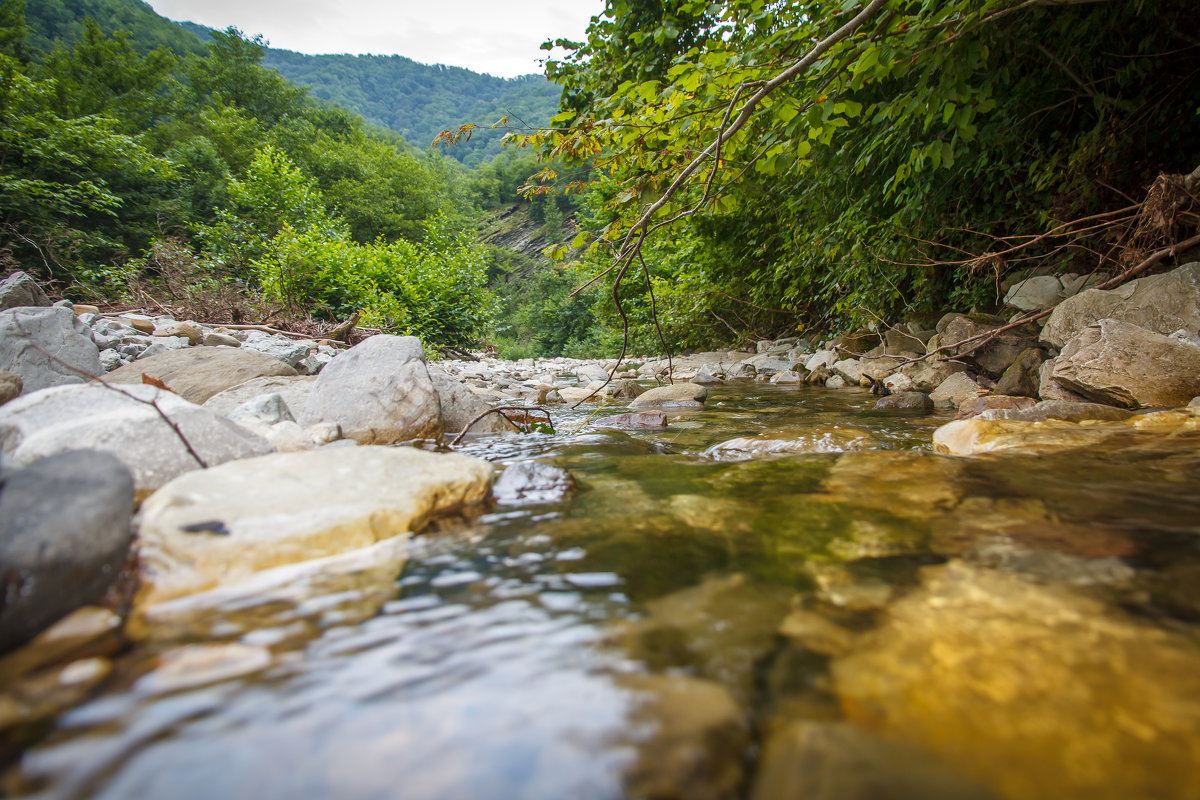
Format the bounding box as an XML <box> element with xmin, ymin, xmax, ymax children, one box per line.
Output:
<box><xmin>144</xmin><ymin>0</ymin><xmax>602</xmax><ymax>77</ymax></box>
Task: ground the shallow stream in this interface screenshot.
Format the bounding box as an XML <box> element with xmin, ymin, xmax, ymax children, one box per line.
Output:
<box><xmin>7</xmin><ymin>385</ymin><xmax>1200</xmax><ymax>800</ymax></box>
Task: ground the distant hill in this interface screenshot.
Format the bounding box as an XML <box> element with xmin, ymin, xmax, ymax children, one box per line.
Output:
<box><xmin>262</xmin><ymin>50</ymin><xmax>561</xmax><ymax>165</ymax></box>
<box><xmin>23</xmin><ymin>0</ymin><xmax>562</xmax><ymax>165</ymax></box>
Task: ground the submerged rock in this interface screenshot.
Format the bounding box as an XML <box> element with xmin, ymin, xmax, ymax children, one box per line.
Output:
<box><xmin>592</xmin><ymin>410</ymin><xmax>668</xmax><ymax>429</ymax></box>
<box><xmin>933</xmin><ymin>407</ymin><xmax>1200</xmax><ymax>455</ymax></box>
<box><xmin>621</xmin><ymin>674</ymin><xmax>750</xmax><ymax>800</ymax></box>
<box><xmin>492</xmin><ymin>462</ymin><xmax>576</xmax><ymax>505</ymax></box>
<box><xmin>833</xmin><ymin>561</ymin><xmax>1200</xmax><ymax>800</ymax></box>
<box><xmin>135</xmin><ymin>446</ymin><xmax>493</xmax><ymax>607</ymax></box>
<box><xmin>0</xmin><ymin>451</ymin><xmax>133</xmax><ymax>652</ymax></box>
<box><xmin>873</xmin><ymin>391</ymin><xmax>933</xmax><ymax>413</ymax></box>
<box><xmin>753</xmin><ymin>721</ymin><xmax>995</xmax><ymax>800</ymax></box>
<box><xmin>706</xmin><ymin>427</ymin><xmax>875</xmax><ymax>460</ymax></box>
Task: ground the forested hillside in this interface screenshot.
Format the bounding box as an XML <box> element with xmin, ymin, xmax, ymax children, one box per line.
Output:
<box><xmin>23</xmin><ymin>0</ymin><xmax>205</xmax><ymax>55</ymax></box>
<box><xmin>263</xmin><ymin>51</ymin><xmax>560</xmax><ymax>165</ymax></box>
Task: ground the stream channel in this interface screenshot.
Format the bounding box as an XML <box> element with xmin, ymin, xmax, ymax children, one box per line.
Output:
<box><xmin>8</xmin><ymin>384</ymin><xmax>1200</xmax><ymax>799</ymax></box>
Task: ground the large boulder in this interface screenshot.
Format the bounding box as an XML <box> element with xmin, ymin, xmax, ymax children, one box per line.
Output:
<box><xmin>0</xmin><ymin>306</ymin><xmax>102</xmax><ymax>393</ymax></box>
<box><xmin>298</xmin><ymin>335</ymin><xmax>442</xmax><ymax>444</ymax></box>
<box><xmin>135</xmin><ymin>446</ymin><xmax>493</xmax><ymax>606</ymax></box>
<box><xmin>104</xmin><ymin>347</ymin><xmax>297</xmax><ymax>404</ymax></box>
<box><xmin>0</xmin><ymin>451</ymin><xmax>134</xmax><ymax>652</ymax></box>
<box><xmin>429</xmin><ymin>366</ymin><xmax>511</xmax><ymax>435</ymax></box>
<box><xmin>0</xmin><ymin>271</ymin><xmax>51</xmax><ymax>311</ymax></box>
<box><xmin>1003</xmin><ymin>274</ymin><xmax>1062</xmax><ymax>312</ymax></box>
<box><xmin>1051</xmin><ymin>318</ymin><xmax>1200</xmax><ymax>408</ymax></box>
<box><xmin>1041</xmin><ymin>262</ymin><xmax>1200</xmax><ymax>349</ymax></box>
<box><xmin>0</xmin><ymin>384</ymin><xmax>272</xmax><ymax>497</ymax></box>
<box><xmin>932</xmin><ymin>407</ymin><xmax>1198</xmax><ymax>455</ymax></box>
<box><xmin>630</xmin><ymin>382</ymin><xmax>708</xmax><ymax>408</ymax></box>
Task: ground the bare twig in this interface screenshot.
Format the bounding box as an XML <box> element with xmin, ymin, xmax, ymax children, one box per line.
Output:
<box><xmin>449</xmin><ymin>406</ymin><xmax>550</xmax><ymax>446</ymax></box>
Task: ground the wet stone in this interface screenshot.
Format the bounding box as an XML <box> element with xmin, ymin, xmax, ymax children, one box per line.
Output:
<box><xmin>492</xmin><ymin>462</ymin><xmax>576</xmax><ymax>505</ymax></box>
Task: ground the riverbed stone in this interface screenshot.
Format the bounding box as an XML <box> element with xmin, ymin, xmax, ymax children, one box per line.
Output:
<box><xmin>1051</xmin><ymin>318</ymin><xmax>1200</xmax><ymax>408</ymax></box>
<box><xmin>0</xmin><ymin>271</ymin><xmax>51</xmax><ymax>311</ymax></box>
<box><xmin>105</xmin><ymin>347</ymin><xmax>297</xmax><ymax>404</ymax></box>
<box><xmin>135</xmin><ymin>446</ymin><xmax>493</xmax><ymax>607</ymax></box>
<box><xmin>858</xmin><ymin>355</ymin><xmax>904</xmax><ymax>381</ymax></box>
<box><xmin>592</xmin><ymin>411</ymin><xmax>668</xmax><ymax>430</ymax></box>
<box><xmin>992</xmin><ymin>348</ymin><xmax>1043</xmax><ymax>397</ymax></box>
<box><xmin>622</xmin><ymin>674</ymin><xmax>749</xmax><ymax>800</ymax></box>
<box><xmin>0</xmin><ymin>451</ymin><xmax>134</xmax><ymax>652</ymax></box>
<box><xmin>955</xmin><ymin>395</ymin><xmax>1036</xmax><ymax>420</ymax></box>
<box><xmin>706</xmin><ymin>426</ymin><xmax>875</xmax><ymax>460</ymax></box>
<box><xmin>753</xmin><ymin>721</ymin><xmax>995</xmax><ymax>800</ymax></box>
<box><xmin>932</xmin><ymin>407</ymin><xmax>1200</xmax><ymax>455</ymax></box>
<box><xmin>202</xmin><ymin>375</ymin><xmax>316</xmax><ymax>418</ymax></box>
<box><xmin>1041</xmin><ymin>262</ymin><xmax>1200</xmax><ymax>349</ymax></box>
<box><xmin>630</xmin><ymin>382</ymin><xmax>707</xmax><ymax>408</ymax></box>
<box><xmin>930</xmin><ymin>372</ymin><xmax>983</xmax><ymax>407</ymax></box>
<box><xmin>975</xmin><ymin>400</ymin><xmax>1135</xmax><ymax>424</ymax></box>
<box><xmin>821</xmin><ymin>451</ymin><xmax>965</xmax><ymax>522</ymax></box>
<box><xmin>832</xmin><ymin>560</ymin><xmax>1200</xmax><ymax>800</ymax></box>
<box><xmin>0</xmin><ymin>306</ymin><xmax>103</xmax><ymax>393</ymax></box>
<box><xmin>152</xmin><ymin>320</ymin><xmax>204</xmax><ymax>345</ymax></box>
<box><xmin>202</xmin><ymin>331</ymin><xmax>240</xmax><ymax>348</ymax></box>
<box><xmin>227</xmin><ymin>392</ymin><xmax>295</xmax><ymax>426</ymax></box>
<box><xmin>900</xmin><ymin>359</ymin><xmax>966</xmax><ymax>392</ymax></box>
<box><xmin>1003</xmin><ymin>275</ymin><xmax>1062</xmax><ymax>312</ymax></box>
<box><xmin>240</xmin><ymin>331</ymin><xmax>311</xmax><ymax>369</ymax></box>
<box><xmin>873</xmin><ymin>391</ymin><xmax>933</xmax><ymax>413</ymax></box>
<box><xmin>298</xmin><ymin>335</ymin><xmax>443</xmax><ymax>444</ymax></box>
<box><xmin>0</xmin><ymin>384</ymin><xmax>272</xmax><ymax>496</ymax></box>
<box><xmin>429</xmin><ymin>366</ymin><xmax>511</xmax><ymax>435</ymax></box>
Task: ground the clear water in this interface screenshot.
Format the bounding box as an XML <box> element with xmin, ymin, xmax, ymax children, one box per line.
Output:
<box><xmin>7</xmin><ymin>385</ymin><xmax>1200</xmax><ymax>800</ymax></box>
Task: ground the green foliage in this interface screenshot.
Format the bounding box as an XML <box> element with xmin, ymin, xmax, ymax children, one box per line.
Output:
<box><xmin>535</xmin><ymin>0</ymin><xmax>1200</xmax><ymax>345</ymax></box>
<box><xmin>261</xmin><ymin>49</ymin><xmax>562</xmax><ymax>165</ymax></box>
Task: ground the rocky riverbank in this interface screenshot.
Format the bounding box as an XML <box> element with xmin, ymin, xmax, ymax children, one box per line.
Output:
<box><xmin>1</xmin><ymin>263</ymin><xmax>1200</xmax><ymax>791</ymax></box>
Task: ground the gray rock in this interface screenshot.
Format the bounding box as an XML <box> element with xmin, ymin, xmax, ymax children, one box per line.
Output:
<box><xmin>630</xmin><ymin>382</ymin><xmax>707</xmax><ymax>408</ymax></box>
<box><xmin>0</xmin><ymin>271</ymin><xmax>50</xmax><ymax>311</ymax></box>
<box><xmin>1004</xmin><ymin>275</ymin><xmax>1062</xmax><ymax>312</ymax></box>
<box><xmin>832</xmin><ymin>358</ymin><xmax>862</xmax><ymax>384</ymax></box>
<box><xmin>930</xmin><ymin>372</ymin><xmax>982</xmax><ymax>407</ymax></box>
<box><xmin>825</xmin><ymin>374</ymin><xmax>847</xmax><ymax>389</ymax></box>
<box><xmin>153</xmin><ymin>320</ymin><xmax>204</xmax><ymax>345</ymax></box>
<box><xmin>0</xmin><ymin>451</ymin><xmax>134</xmax><ymax>652</ymax></box>
<box><xmin>428</xmin><ymin>366</ymin><xmax>511</xmax><ymax>436</ymax></box>
<box><xmin>492</xmin><ymin>462</ymin><xmax>576</xmax><ymax>505</ymax></box>
<box><xmin>858</xmin><ymin>355</ymin><xmax>904</xmax><ymax>381</ymax></box>
<box><xmin>299</xmin><ymin>335</ymin><xmax>443</xmax><ymax>444</ymax></box>
<box><xmin>98</xmin><ymin>348</ymin><xmax>125</xmax><ymax>372</ymax></box>
<box><xmin>592</xmin><ymin>410</ymin><xmax>668</xmax><ymax>429</ymax></box>
<box><xmin>296</xmin><ymin>351</ymin><xmax>334</xmax><ymax>375</ymax></box>
<box><xmin>1037</xmin><ymin>357</ymin><xmax>1089</xmax><ymax>402</ymax></box>
<box><xmin>575</xmin><ymin>363</ymin><xmax>611</xmax><ymax>382</ymax></box>
<box><xmin>202</xmin><ymin>331</ymin><xmax>241</xmax><ymax>348</ymax></box>
<box><xmin>0</xmin><ymin>306</ymin><xmax>103</xmax><ymax>393</ymax></box>
<box><xmin>0</xmin><ymin>370</ymin><xmax>20</xmax><ymax>405</ymax></box>
<box><xmin>901</xmin><ymin>359</ymin><xmax>967</xmax><ymax>392</ymax></box>
<box><xmin>202</xmin><ymin>375</ymin><xmax>316</xmax><ymax>419</ymax></box>
<box><xmin>1041</xmin><ymin>262</ymin><xmax>1200</xmax><ymax>349</ymax></box>
<box><xmin>240</xmin><ymin>331</ymin><xmax>312</xmax><ymax>369</ymax></box>
<box><xmin>104</xmin><ymin>347</ymin><xmax>298</xmax><ymax>405</ymax></box>
<box><xmin>884</xmin><ymin>328</ymin><xmax>927</xmax><ymax>355</ymax></box>
<box><xmin>805</xmin><ymin>350</ymin><xmax>838</xmax><ymax>372</ymax></box>
<box><xmin>228</xmin><ymin>393</ymin><xmax>295</xmax><ymax>426</ymax></box>
<box><xmin>753</xmin><ymin>721</ymin><xmax>995</xmax><ymax>800</ymax></box>
<box><xmin>0</xmin><ymin>384</ymin><xmax>273</xmax><ymax>496</ymax></box>
<box><xmin>873</xmin><ymin>392</ymin><xmax>933</xmax><ymax>413</ymax></box>
<box><xmin>1052</xmin><ymin>318</ymin><xmax>1200</xmax><ymax>407</ymax></box>
<box><xmin>993</xmin><ymin>347</ymin><xmax>1044</xmax><ymax>398</ymax></box>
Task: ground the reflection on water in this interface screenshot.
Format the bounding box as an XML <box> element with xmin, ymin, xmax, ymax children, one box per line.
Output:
<box><xmin>6</xmin><ymin>385</ymin><xmax>1200</xmax><ymax>800</ymax></box>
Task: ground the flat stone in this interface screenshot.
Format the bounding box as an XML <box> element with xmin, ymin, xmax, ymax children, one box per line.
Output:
<box><xmin>932</xmin><ymin>408</ymin><xmax>1199</xmax><ymax>455</ymax></box>
<box><xmin>0</xmin><ymin>384</ymin><xmax>272</xmax><ymax>496</ymax></box>
<box><xmin>298</xmin><ymin>335</ymin><xmax>442</xmax><ymax>444</ymax></box>
<box><xmin>955</xmin><ymin>395</ymin><xmax>1036</xmax><ymax>420</ymax></box>
<box><xmin>630</xmin><ymin>382</ymin><xmax>707</xmax><ymax>408</ymax></box>
<box><xmin>930</xmin><ymin>372</ymin><xmax>983</xmax><ymax>407</ymax></box>
<box><xmin>0</xmin><ymin>271</ymin><xmax>50</xmax><ymax>311</ymax></box>
<box><xmin>0</xmin><ymin>307</ymin><xmax>102</xmax><ymax>393</ymax></box>
<box><xmin>202</xmin><ymin>375</ymin><xmax>316</xmax><ymax>418</ymax></box>
<box><xmin>104</xmin><ymin>347</ymin><xmax>297</xmax><ymax>404</ymax></box>
<box><xmin>706</xmin><ymin>427</ymin><xmax>874</xmax><ymax>460</ymax></box>
<box><xmin>0</xmin><ymin>451</ymin><xmax>133</xmax><ymax>652</ymax></box>
<box><xmin>135</xmin><ymin>446</ymin><xmax>493</xmax><ymax>606</ymax></box>
<box><xmin>202</xmin><ymin>332</ymin><xmax>240</xmax><ymax>348</ymax></box>
<box><xmin>152</xmin><ymin>321</ymin><xmax>204</xmax><ymax>345</ymax></box>
<box><xmin>975</xmin><ymin>400</ymin><xmax>1135</xmax><ymax>424</ymax></box>
<box><xmin>1052</xmin><ymin>318</ymin><xmax>1200</xmax><ymax>408</ymax></box>
<box><xmin>1037</xmin><ymin>358</ymin><xmax>1088</xmax><ymax>402</ymax></box>
<box><xmin>1041</xmin><ymin>262</ymin><xmax>1200</xmax><ymax>349</ymax></box>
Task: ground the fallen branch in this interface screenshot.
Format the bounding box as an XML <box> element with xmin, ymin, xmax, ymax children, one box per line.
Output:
<box><xmin>449</xmin><ymin>406</ymin><xmax>551</xmax><ymax>446</ymax></box>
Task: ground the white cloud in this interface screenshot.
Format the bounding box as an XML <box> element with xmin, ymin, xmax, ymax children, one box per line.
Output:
<box><xmin>144</xmin><ymin>0</ymin><xmax>600</xmax><ymax>77</ymax></box>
